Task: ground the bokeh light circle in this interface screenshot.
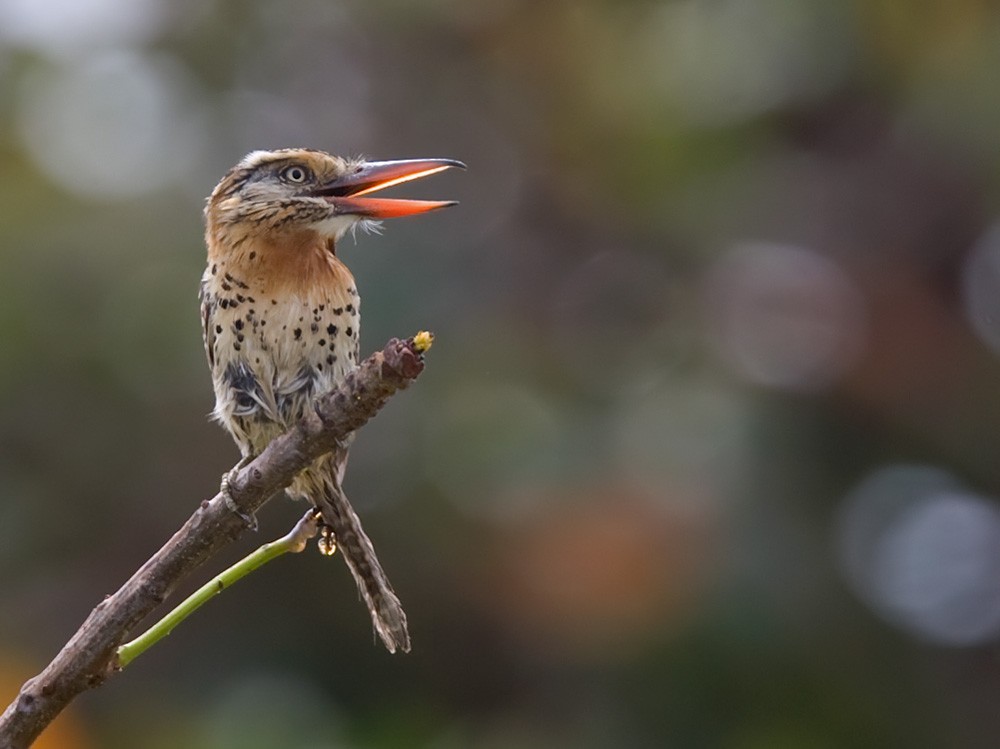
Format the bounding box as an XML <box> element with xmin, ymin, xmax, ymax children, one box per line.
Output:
<box><xmin>0</xmin><ymin>0</ymin><xmax>165</xmax><ymax>54</ymax></box>
<box><xmin>705</xmin><ymin>241</ymin><xmax>867</xmax><ymax>392</ymax></box>
<box><xmin>16</xmin><ymin>50</ymin><xmax>206</xmax><ymax>200</ymax></box>
<box><xmin>961</xmin><ymin>221</ymin><xmax>1000</xmax><ymax>356</ymax></box>
<box><xmin>836</xmin><ymin>465</ymin><xmax>1000</xmax><ymax>646</ymax></box>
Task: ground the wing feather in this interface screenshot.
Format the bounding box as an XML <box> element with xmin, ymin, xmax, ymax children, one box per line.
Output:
<box><xmin>199</xmin><ymin>285</ymin><xmax>216</xmax><ymax>370</ymax></box>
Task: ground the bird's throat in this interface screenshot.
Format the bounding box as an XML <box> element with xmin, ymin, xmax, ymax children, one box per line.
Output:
<box><xmin>209</xmin><ymin>227</ymin><xmax>354</xmax><ymax>300</ymax></box>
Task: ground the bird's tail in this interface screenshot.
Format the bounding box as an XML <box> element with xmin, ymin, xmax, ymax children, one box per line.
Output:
<box><xmin>313</xmin><ymin>454</ymin><xmax>410</xmax><ymax>653</ymax></box>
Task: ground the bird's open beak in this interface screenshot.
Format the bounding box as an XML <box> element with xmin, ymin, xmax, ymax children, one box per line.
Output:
<box><xmin>312</xmin><ymin>158</ymin><xmax>465</xmax><ymax>219</ymax></box>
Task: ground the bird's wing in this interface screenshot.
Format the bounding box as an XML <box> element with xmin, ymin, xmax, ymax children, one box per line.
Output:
<box><xmin>199</xmin><ymin>285</ymin><xmax>216</xmax><ymax>370</ymax></box>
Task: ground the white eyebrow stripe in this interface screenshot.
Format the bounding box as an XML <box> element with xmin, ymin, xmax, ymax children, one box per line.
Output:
<box><xmin>238</xmin><ymin>150</ymin><xmax>281</xmax><ymax>169</ymax></box>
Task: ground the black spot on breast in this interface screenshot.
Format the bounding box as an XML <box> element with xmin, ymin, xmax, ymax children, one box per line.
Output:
<box><xmin>224</xmin><ymin>272</ymin><xmax>250</xmax><ymax>290</ymax></box>
<box><xmin>237</xmin><ymin>333</ymin><xmax>244</xmax><ymax>343</ymax></box>
<box><xmin>346</xmin><ymin>327</ymin><xmax>353</xmax><ymax>337</ymax></box>
<box><xmin>318</xmin><ymin>339</ymin><xmax>326</xmax><ymax>346</ymax></box>
<box><xmin>346</xmin><ymin>304</ymin><xmax>354</xmax><ymax>313</ymax></box>
<box><xmin>326</xmin><ymin>324</ymin><xmax>337</xmax><ymax>336</ymax></box>
<box><xmin>221</xmin><ymin>282</ymin><xmax>232</xmax><ymax>291</ymax></box>
<box><xmin>211</xmin><ymin>264</ymin><xmax>217</xmax><ymax>275</ymax></box>
<box><xmin>236</xmin><ymin>294</ymin><xmax>245</xmax><ymax>303</ymax></box>
<box><xmin>293</xmin><ymin>328</ymin><xmax>302</xmax><ymax>340</ymax></box>
<box><xmin>249</xmin><ymin>251</ymin><xmax>257</xmax><ymax>260</ymax></box>
<box><xmin>332</xmin><ymin>307</ymin><xmax>343</xmax><ymax>315</ymax></box>
<box><xmin>327</xmin><ymin>354</ymin><xmax>336</xmax><ymax>365</ymax></box>
<box><xmin>215</xmin><ymin>324</ymin><xmax>222</xmax><ymax>334</ymax></box>
<box><xmin>310</xmin><ymin>322</ymin><xmax>319</xmax><ymax>333</ymax></box>
<box><xmin>234</xmin><ymin>319</ymin><xmax>244</xmax><ymax>331</ymax></box>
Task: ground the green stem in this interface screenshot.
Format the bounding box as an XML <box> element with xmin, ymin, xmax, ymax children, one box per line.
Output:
<box><xmin>115</xmin><ymin>510</ymin><xmax>321</xmax><ymax>669</ymax></box>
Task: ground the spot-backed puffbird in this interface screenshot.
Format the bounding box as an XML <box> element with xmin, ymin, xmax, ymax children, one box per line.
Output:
<box><xmin>201</xmin><ymin>149</ymin><xmax>463</xmax><ymax>651</ymax></box>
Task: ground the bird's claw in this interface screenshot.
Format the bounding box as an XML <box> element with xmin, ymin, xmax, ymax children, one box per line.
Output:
<box><xmin>220</xmin><ymin>457</ymin><xmax>258</xmax><ymax>531</ymax></box>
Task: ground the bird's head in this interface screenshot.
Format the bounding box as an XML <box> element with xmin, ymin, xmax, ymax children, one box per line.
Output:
<box><xmin>205</xmin><ymin>148</ymin><xmax>464</xmax><ymax>246</ymax></box>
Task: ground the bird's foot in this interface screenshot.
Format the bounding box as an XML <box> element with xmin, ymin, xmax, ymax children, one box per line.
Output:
<box><xmin>220</xmin><ymin>456</ymin><xmax>258</xmax><ymax>531</ymax></box>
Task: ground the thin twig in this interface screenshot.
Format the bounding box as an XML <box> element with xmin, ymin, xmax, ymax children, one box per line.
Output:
<box><xmin>115</xmin><ymin>509</ymin><xmax>321</xmax><ymax>669</ymax></box>
<box><xmin>0</xmin><ymin>334</ymin><xmax>431</xmax><ymax>749</ymax></box>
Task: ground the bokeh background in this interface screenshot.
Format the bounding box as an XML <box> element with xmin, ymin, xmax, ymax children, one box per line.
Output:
<box><xmin>3</xmin><ymin>0</ymin><xmax>1000</xmax><ymax>747</ymax></box>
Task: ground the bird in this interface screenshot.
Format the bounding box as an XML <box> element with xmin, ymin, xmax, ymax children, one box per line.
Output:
<box><xmin>200</xmin><ymin>148</ymin><xmax>463</xmax><ymax>652</ymax></box>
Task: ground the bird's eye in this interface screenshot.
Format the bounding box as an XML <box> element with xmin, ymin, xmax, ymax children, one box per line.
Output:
<box><xmin>281</xmin><ymin>165</ymin><xmax>311</xmax><ymax>184</ymax></box>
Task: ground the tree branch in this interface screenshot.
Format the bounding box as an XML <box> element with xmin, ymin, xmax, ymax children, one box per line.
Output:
<box><xmin>0</xmin><ymin>334</ymin><xmax>431</xmax><ymax>749</ymax></box>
